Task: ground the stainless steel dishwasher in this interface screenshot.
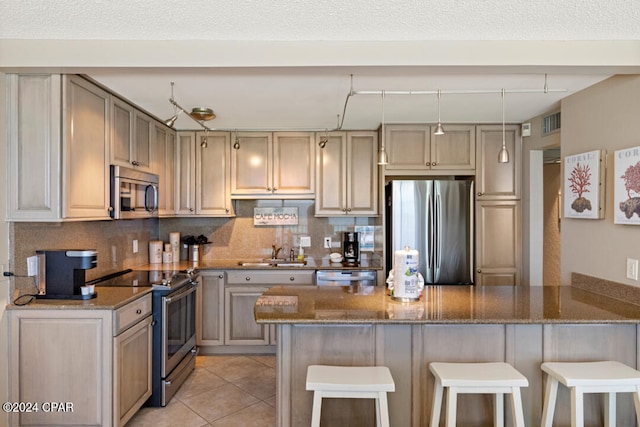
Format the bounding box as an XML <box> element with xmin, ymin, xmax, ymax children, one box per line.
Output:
<box><xmin>315</xmin><ymin>270</ymin><xmax>377</xmax><ymax>286</ymax></box>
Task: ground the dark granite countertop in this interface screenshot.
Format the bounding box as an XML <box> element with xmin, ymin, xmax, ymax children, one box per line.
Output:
<box><xmin>7</xmin><ymin>286</ymin><xmax>153</xmax><ymax>310</ymax></box>
<box><xmin>255</xmin><ymin>285</ymin><xmax>640</xmax><ymax>324</ymax></box>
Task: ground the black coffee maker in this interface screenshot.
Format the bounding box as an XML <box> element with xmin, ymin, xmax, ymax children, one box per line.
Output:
<box><xmin>342</xmin><ymin>232</ymin><xmax>360</xmax><ymax>264</ymax></box>
<box><xmin>35</xmin><ymin>249</ymin><xmax>98</xmax><ymax>300</ymax></box>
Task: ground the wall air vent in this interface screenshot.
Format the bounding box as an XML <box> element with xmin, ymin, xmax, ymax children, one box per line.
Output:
<box><xmin>542</xmin><ymin>112</ymin><xmax>561</xmax><ymax>135</ymax></box>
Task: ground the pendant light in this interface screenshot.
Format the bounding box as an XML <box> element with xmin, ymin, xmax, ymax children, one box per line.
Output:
<box><xmin>498</xmin><ymin>88</ymin><xmax>510</xmax><ymax>163</ymax></box>
<box><xmin>377</xmin><ymin>90</ymin><xmax>389</xmax><ymax>165</ymax></box>
<box><xmin>434</xmin><ymin>89</ymin><xmax>445</xmax><ymax>135</ymax></box>
<box><xmin>164</xmin><ymin>82</ymin><xmax>182</xmax><ymax>127</ymax></box>
<box><xmin>201</xmin><ymin>129</ymin><xmax>208</xmax><ymax>148</ymax></box>
<box><xmin>233</xmin><ymin>129</ymin><xmax>240</xmax><ymax>149</ymax></box>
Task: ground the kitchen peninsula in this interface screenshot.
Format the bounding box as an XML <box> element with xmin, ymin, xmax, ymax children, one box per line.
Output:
<box><xmin>255</xmin><ymin>275</ymin><xmax>640</xmax><ymax>427</ymax></box>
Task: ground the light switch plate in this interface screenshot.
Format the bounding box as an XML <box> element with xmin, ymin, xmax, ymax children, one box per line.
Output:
<box><xmin>627</xmin><ymin>258</ymin><xmax>638</xmax><ymax>280</ymax></box>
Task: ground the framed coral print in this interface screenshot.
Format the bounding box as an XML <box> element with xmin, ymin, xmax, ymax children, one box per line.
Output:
<box><xmin>564</xmin><ymin>149</ymin><xmax>605</xmax><ymax>219</ymax></box>
<box><xmin>614</xmin><ymin>146</ymin><xmax>640</xmax><ymax>224</ymax></box>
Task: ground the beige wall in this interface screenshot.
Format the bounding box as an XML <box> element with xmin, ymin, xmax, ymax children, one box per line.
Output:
<box><xmin>0</xmin><ymin>72</ymin><xmax>9</xmax><ymax>426</ymax></box>
<box><xmin>561</xmin><ymin>75</ymin><xmax>640</xmax><ymax>285</ymax></box>
<box><xmin>543</xmin><ymin>163</ymin><xmax>561</xmax><ymax>284</ymax></box>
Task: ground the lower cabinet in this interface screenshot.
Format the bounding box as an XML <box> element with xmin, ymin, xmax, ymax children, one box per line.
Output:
<box><xmin>197</xmin><ymin>269</ymin><xmax>314</xmax><ymax>350</ymax></box>
<box><xmin>8</xmin><ymin>293</ymin><xmax>152</xmax><ymax>427</ymax></box>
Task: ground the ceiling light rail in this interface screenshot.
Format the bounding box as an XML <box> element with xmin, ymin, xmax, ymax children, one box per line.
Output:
<box><xmin>164</xmin><ymin>82</ymin><xmax>216</xmax><ymax>132</ymax></box>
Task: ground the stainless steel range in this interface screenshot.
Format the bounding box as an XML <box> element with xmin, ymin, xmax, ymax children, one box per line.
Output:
<box><xmin>92</xmin><ymin>268</ymin><xmax>199</xmax><ymax>407</ymax></box>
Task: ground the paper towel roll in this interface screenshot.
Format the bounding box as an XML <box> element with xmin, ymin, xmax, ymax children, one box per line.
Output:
<box><xmin>149</xmin><ymin>240</ymin><xmax>163</xmax><ymax>264</ymax></box>
<box><xmin>169</xmin><ymin>232</ymin><xmax>180</xmax><ymax>261</ymax></box>
<box><xmin>392</xmin><ymin>247</ymin><xmax>421</xmax><ymax>300</ymax></box>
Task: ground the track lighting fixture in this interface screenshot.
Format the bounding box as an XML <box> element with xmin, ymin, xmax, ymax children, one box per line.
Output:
<box><xmin>201</xmin><ymin>129</ymin><xmax>209</xmax><ymax>148</ymax></box>
<box><xmin>233</xmin><ymin>129</ymin><xmax>240</xmax><ymax>150</ymax></box>
<box><xmin>434</xmin><ymin>89</ymin><xmax>445</xmax><ymax>135</ymax></box>
<box><xmin>498</xmin><ymin>89</ymin><xmax>510</xmax><ymax>164</ymax></box>
<box><xmin>318</xmin><ymin>129</ymin><xmax>329</xmax><ymax>148</ymax></box>
<box><xmin>378</xmin><ymin>91</ymin><xmax>389</xmax><ymax>165</ymax></box>
<box><xmin>164</xmin><ymin>82</ymin><xmax>216</xmax><ymax>132</ymax></box>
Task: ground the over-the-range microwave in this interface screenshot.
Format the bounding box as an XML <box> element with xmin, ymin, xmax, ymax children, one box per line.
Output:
<box><xmin>110</xmin><ymin>165</ymin><xmax>159</xmax><ymax>219</ymax></box>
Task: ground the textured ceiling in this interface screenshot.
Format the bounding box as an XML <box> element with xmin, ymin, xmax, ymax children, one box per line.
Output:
<box><xmin>1</xmin><ymin>0</ymin><xmax>638</xmax><ymax>129</ymax></box>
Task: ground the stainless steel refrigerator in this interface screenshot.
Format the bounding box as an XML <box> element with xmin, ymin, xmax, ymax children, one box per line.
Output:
<box><xmin>385</xmin><ymin>179</ymin><xmax>474</xmax><ymax>284</ymax></box>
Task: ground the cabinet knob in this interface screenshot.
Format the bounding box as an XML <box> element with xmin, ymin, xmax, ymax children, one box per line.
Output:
<box><xmin>426</xmin><ymin>162</ymin><xmax>431</xmax><ymax>166</ymax></box>
<box><xmin>476</xmin><ymin>269</ymin><xmax>482</xmax><ymax>273</ymax></box>
<box><xmin>131</xmin><ymin>160</ymin><xmax>139</xmax><ymax>166</ymax></box>
<box><xmin>136</xmin><ymin>309</ymin><xmax>142</xmax><ymax>315</ymax></box>
<box><xmin>266</xmin><ymin>187</ymin><xmax>271</xmax><ymax>192</ymax></box>
<box><xmin>272</xmin><ymin>187</ymin><xmax>277</xmax><ymax>192</ymax></box>
<box><xmin>189</xmin><ymin>208</ymin><xmax>194</xmax><ymax>212</ymax></box>
<box><xmin>346</xmin><ymin>208</ymin><xmax>352</xmax><ymax>213</ymax></box>
<box><xmin>108</xmin><ymin>206</ymin><xmax>114</xmax><ymax>212</ymax></box>
<box><xmin>289</xmin><ymin>277</ymin><xmax>295</xmax><ymax>281</ymax></box>
<box><xmin>245</xmin><ymin>277</ymin><xmax>251</xmax><ymax>281</ymax></box>
<box><xmin>432</xmin><ymin>162</ymin><xmax>437</xmax><ymax>166</ymax></box>
<box><xmin>477</xmin><ymin>192</ymin><xmax>483</xmax><ymax>196</ymax></box>
<box><xmin>218</xmin><ymin>275</ymin><xmax>224</xmax><ymax>279</ymax></box>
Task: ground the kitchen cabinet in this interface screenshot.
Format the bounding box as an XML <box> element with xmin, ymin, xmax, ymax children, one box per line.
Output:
<box><xmin>475</xmin><ymin>124</ymin><xmax>521</xmax><ymax>200</ymax></box>
<box><xmin>7</xmin><ymin>73</ymin><xmax>111</xmax><ymax>221</ymax></box>
<box><xmin>110</xmin><ymin>96</ymin><xmax>153</xmax><ymax>172</ymax></box>
<box><xmin>384</xmin><ymin>124</ymin><xmax>475</xmax><ymax>173</ymax></box>
<box><xmin>231</xmin><ymin>132</ymin><xmax>315</xmax><ymax>198</ymax></box>
<box><xmin>176</xmin><ymin>131</ymin><xmax>234</xmax><ymax>216</ymax></box>
<box><xmin>151</xmin><ymin>122</ymin><xmax>176</xmax><ymax>216</ymax></box>
<box><xmin>8</xmin><ymin>293</ymin><xmax>152</xmax><ymax>427</ymax></box>
<box><xmin>197</xmin><ymin>271</ymin><xmax>225</xmax><ymax>346</ymax></box>
<box><xmin>475</xmin><ymin>201</ymin><xmax>521</xmax><ymax>286</ymax></box>
<box><xmin>220</xmin><ymin>270</ymin><xmax>314</xmax><ymax>347</ymax></box>
<box><xmin>315</xmin><ymin>131</ymin><xmax>378</xmax><ymax>216</ymax></box>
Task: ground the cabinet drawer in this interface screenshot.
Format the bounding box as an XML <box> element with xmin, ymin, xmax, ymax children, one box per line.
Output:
<box><xmin>114</xmin><ymin>294</ymin><xmax>152</xmax><ymax>335</ymax></box>
<box><xmin>226</xmin><ymin>270</ymin><xmax>314</xmax><ymax>285</ymax></box>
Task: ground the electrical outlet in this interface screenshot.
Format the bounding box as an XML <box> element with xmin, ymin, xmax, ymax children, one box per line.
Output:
<box><xmin>133</xmin><ymin>239</ymin><xmax>139</xmax><ymax>254</ymax></box>
<box><xmin>300</xmin><ymin>236</ymin><xmax>311</xmax><ymax>247</ymax></box>
<box><xmin>324</xmin><ymin>237</ymin><xmax>332</xmax><ymax>249</ymax></box>
<box><xmin>627</xmin><ymin>258</ymin><xmax>639</xmax><ymax>280</ymax></box>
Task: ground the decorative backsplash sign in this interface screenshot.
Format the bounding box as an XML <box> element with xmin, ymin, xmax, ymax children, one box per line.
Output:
<box><xmin>614</xmin><ymin>146</ymin><xmax>640</xmax><ymax>225</ymax></box>
<box><xmin>563</xmin><ymin>149</ymin><xmax>605</xmax><ymax>219</ymax></box>
<box><xmin>254</xmin><ymin>207</ymin><xmax>299</xmax><ymax>226</ymax></box>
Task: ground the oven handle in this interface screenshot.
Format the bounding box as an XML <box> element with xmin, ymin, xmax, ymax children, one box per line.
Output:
<box><xmin>165</xmin><ymin>281</ymin><xmax>198</xmax><ymax>304</ymax></box>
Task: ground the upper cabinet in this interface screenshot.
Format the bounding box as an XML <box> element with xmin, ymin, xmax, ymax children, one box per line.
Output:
<box><xmin>151</xmin><ymin>122</ymin><xmax>176</xmax><ymax>217</ymax></box>
<box><xmin>7</xmin><ymin>74</ymin><xmax>111</xmax><ymax>221</ymax></box>
<box><xmin>475</xmin><ymin>125</ymin><xmax>521</xmax><ymax>200</ymax></box>
<box><xmin>110</xmin><ymin>97</ymin><xmax>153</xmax><ymax>172</ymax></box>
<box><xmin>176</xmin><ymin>131</ymin><xmax>234</xmax><ymax>216</ymax></box>
<box><xmin>231</xmin><ymin>132</ymin><xmax>315</xmax><ymax>198</ymax></box>
<box><xmin>384</xmin><ymin>124</ymin><xmax>475</xmax><ymax>173</ymax></box>
<box><xmin>315</xmin><ymin>131</ymin><xmax>378</xmax><ymax>216</ymax></box>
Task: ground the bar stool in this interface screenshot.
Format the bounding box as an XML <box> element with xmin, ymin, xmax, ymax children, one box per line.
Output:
<box><xmin>305</xmin><ymin>365</ymin><xmax>395</xmax><ymax>427</ymax></box>
<box><xmin>429</xmin><ymin>362</ymin><xmax>528</xmax><ymax>427</ymax></box>
<box><xmin>541</xmin><ymin>361</ymin><xmax>640</xmax><ymax>427</ymax></box>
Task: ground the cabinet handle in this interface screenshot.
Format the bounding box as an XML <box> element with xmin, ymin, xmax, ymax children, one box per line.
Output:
<box><xmin>136</xmin><ymin>309</ymin><xmax>142</xmax><ymax>315</ymax></box>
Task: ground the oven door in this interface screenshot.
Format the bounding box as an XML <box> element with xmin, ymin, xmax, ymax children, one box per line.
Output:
<box><xmin>161</xmin><ymin>280</ymin><xmax>198</xmax><ymax>377</ymax></box>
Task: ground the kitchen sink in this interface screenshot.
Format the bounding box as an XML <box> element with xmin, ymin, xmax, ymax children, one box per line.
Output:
<box><xmin>237</xmin><ymin>259</ymin><xmax>306</xmax><ymax>267</ymax></box>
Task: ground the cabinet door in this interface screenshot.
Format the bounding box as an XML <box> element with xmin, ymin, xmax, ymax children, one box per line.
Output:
<box><xmin>475</xmin><ymin>125</ymin><xmax>521</xmax><ymax>199</ymax></box>
<box><xmin>197</xmin><ymin>271</ymin><xmax>225</xmax><ymax>346</ymax></box>
<box><xmin>475</xmin><ymin>201</ymin><xmax>521</xmax><ymax>285</ymax></box>
<box><xmin>151</xmin><ymin>123</ymin><xmax>176</xmax><ymax>216</ymax></box>
<box><xmin>7</xmin><ymin>74</ymin><xmax>62</xmax><ymax>221</ymax></box>
<box><xmin>133</xmin><ymin>110</ymin><xmax>152</xmax><ymax>172</ymax></box>
<box><xmin>346</xmin><ymin>131</ymin><xmax>378</xmax><ymax>215</ymax></box>
<box><xmin>273</xmin><ymin>132</ymin><xmax>315</xmax><ymax>196</ymax></box>
<box><xmin>224</xmin><ymin>286</ymin><xmax>270</xmax><ymax>345</ymax></box>
<box><xmin>231</xmin><ymin>132</ymin><xmax>272</xmax><ymax>196</ymax></box>
<box><xmin>111</xmin><ymin>97</ymin><xmax>134</xmax><ymax>168</ymax></box>
<box><xmin>196</xmin><ymin>131</ymin><xmax>234</xmax><ymax>216</ymax></box>
<box><xmin>315</xmin><ymin>132</ymin><xmax>347</xmax><ymax>215</ymax></box>
<box><xmin>384</xmin><ymin>125</ymin><xmax>430</xmax><ymax>170</ymax></box>
<box><xmin>113</xmin><ymin>315</ymin><xmax>152</xmax><ymax>427</ymax></box>
<box><xmin>62</xmin><ymin>75</ymin><xmax>111</xmax><ymax>220</ymax></box>
<box><xmin>176</xmin><ymin>132</ymin><xmax>196</xmax><ymax>215</ymax></box>
<box><xmin>430</xmin><ymin>124</ymin><xmax>475</xmax><ymax>170</ymax></box>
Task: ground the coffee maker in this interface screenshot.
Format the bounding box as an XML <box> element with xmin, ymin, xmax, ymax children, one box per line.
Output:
<box><xmin>342</xmin><ymin>232</ymin><xmax>360</xmax><ymax>264</ymax></box>
<box><xmin>35</xmin><ymin>250</ymin><xmax>98</xmax><ymax>300</ymax></box>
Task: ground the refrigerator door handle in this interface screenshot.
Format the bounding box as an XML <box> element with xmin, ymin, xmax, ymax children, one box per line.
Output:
<box><xmin>435</xmin><ymin>192</ymin><xmax>442</xmax><ymax>270</ymax></box>
<box><xmin>427</xmin><ymin>193</ymin><xmax>433</xmax><ymax>271</ymax></box>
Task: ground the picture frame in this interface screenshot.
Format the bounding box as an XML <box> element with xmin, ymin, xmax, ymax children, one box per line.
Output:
<box><xmin>614</xmin><ymin>146</ymin><xmax>640</xmax><ymax>225</ymax></box>
<box><xmin>563</xmin><ymin>149</ymin><xmax>605</xmax><ymax>219</ymax></box>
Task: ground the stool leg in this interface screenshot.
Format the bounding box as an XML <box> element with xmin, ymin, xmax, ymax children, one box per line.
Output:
<box><xmin>494</xmin><ymin>393</ymin><xmax>504</xmax><ymax>427</ymax></box>
<box><xmin>571</xmin><ymin>387</ymin><xmax>584</xmax><ymax>427</ymax></box>
<box><xmin>430</xmin><ymin>378</ymin><xmax>444</xmax><ymax>427</ymax></box>
<box><xmin>633</xmin><ymin>387</ymin><xmax>640</xmax><ymax>427</ymax></box>
<box><xmin>604</xmin><ymin>392</ymin><xmax>616</xmax><ymax>427</ymax></box>
<box><xmin>310</xmin><ymin>391</ymin><xmax>322</xmax><ymax>427</ymax></box>
<box><xmin>375</xmin><ymin>395</ymin><xmax>381</xmax><ymax>427</ymax></box>
<box><xmin>377</xmin><ymin>392</ymin><xmax>390</xmax><ymax>427</ymax></box>
<box><xmin>510</xmin><ymin>387</ymin><xmax>526</xmax><ymax>427</ymax></box>
<box><xmin>541</xmin><ymin>376</ymin><xmax>558</xmax><ymax>427</ymax></box>
<box><xmin>445</xmin><ymin>387</ymin><xmax>458</xmax><ymax>427</ymax></box>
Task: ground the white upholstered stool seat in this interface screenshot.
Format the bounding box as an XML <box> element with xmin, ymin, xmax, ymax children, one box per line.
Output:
<box><xmin>541</xmin><ymin>361</ymin><xmax>640</xmax><ymax>427</ymax></box>
<box><xmin>305</xmin><ymin>365</ymin><xmax>395</xmax><ymax>427</ymax></box>
<box><xmin>429</xmin><ymin>362</ymin><xmax>529</xmax><ymax>427</ymax></box>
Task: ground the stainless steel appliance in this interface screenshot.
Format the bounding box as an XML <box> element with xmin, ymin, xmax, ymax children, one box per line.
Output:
<box><xmin>316</xmin><ymin>270</ymin><xmax>376</xmax><ymax>286</ymax></box>
<box><xmin>92</xmin><ymin>268</ymin><xmax>199</xmax><ymax>407</ymax></box>
<box><xmin>35</xmin><ymin>249</ymin><xmax>98</xmax><ymax>299</ymax></box>
<box><xmin>385</xmin><ymin>179</ymin><xmax>474</xmax><ymax>284</ymax></box>
<box><xmin>110</xmin><ymin>165</ymin><xmax>159</xmax><ymax>219</ymax></box>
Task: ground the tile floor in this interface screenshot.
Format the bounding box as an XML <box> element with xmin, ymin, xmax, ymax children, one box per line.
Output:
<box><xmin>127</xmin><ymin>354</ymin><xmax>276</xmax><ymax>427</ymax></box>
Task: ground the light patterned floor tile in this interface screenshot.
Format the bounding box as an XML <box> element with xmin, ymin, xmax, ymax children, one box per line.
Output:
<box><xmin>180</xmin><ymin>382</ymin><xmax>260</xmax><ymax>423</ymax></box>
<box><xmin>126</xmin><ymin>399</ymin><xmax>209</xmax><ymax>427</ymax></box>
<box><xmin>210</xmin><ymin>401</ymin><xmax>276</xmax><ymax>427</ymax></box>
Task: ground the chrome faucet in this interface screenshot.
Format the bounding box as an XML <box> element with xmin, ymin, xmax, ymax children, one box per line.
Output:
<box><xmin>271</xmin><ymin>245</ymin><xmax>283</xmax><ymax>259</ymax></box>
